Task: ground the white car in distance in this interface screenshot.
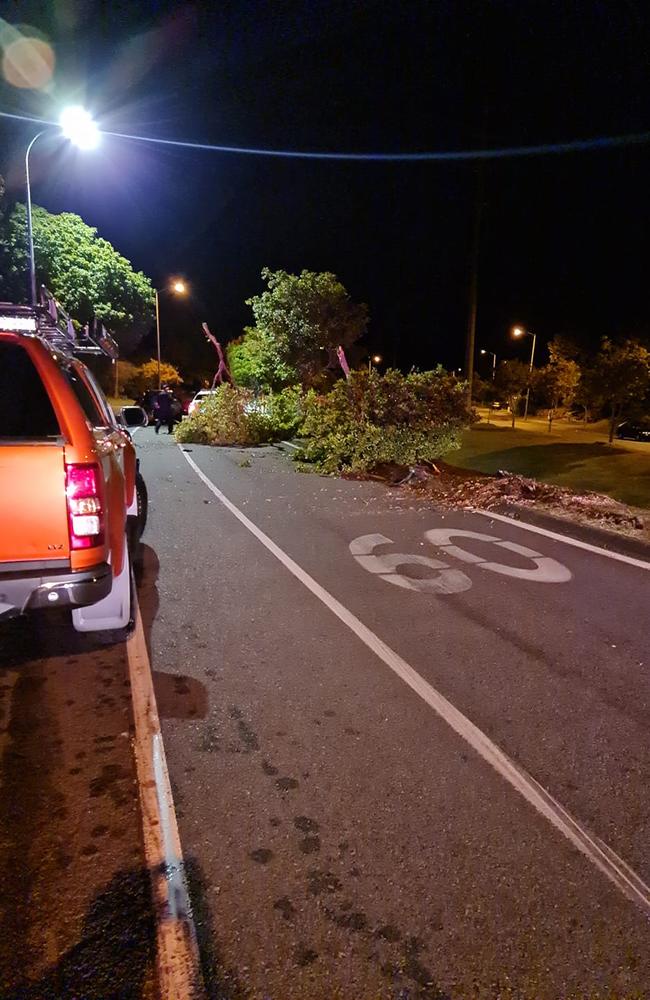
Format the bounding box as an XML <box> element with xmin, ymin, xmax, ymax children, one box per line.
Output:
<box><xmin>187</xmin><ymin>389</ymin><xmax>218</xmax><ymax>416</ymax></box>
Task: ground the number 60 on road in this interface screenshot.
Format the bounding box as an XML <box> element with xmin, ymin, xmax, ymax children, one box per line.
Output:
<box><xmin>349</xmin><ymin>528</ymin><xmax>572</xmax><ymax>595</ymax></box>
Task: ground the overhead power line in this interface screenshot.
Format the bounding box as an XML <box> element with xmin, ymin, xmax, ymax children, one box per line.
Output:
<box><xmin>1</xmin><ymin>109</ymin><xmax>649</xmax><ymax>162</ymax></box>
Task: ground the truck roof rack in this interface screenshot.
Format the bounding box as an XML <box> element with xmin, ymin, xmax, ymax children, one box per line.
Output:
<box><xmin>0</xmin><ymin>287</ymin><xmax>119</xmax><ymax>360</ymax></box>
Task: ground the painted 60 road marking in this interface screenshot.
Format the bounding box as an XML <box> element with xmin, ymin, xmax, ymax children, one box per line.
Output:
<box><xmin>350</xmin><ymin>528</ymin><xmax>572</xmax><ymax>594</ymax></box>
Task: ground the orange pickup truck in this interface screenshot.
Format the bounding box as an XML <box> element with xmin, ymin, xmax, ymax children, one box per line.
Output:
<box><xmin>0</xmin><ymin>300</ymin><xmax>147</xmax><ymax>633</ymax></box>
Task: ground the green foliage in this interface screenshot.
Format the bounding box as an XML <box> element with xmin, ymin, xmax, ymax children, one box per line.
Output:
<box><xmin>471</xmin><ymin>373</ymin><xmax>498</xmax><ymax>404</ymax></box>
<box><xmin>582</xmin><ymin>339</ymin><xmax>650</xmax><ymax>441</ymax></box>
<box><xmin>264</xmin><ymin>385</ymin><xmax>303</xmax><ymax>436</ymax></box>
<box><xmin>175</xmin><ymin>385</ymin><xmax>302</xmax><ymax>446</ymax></box>
<box><xmin>297</xmin><ymin>367</ymin><xmax>471</xmax><ymax>474</ymax></box>
<box><xmin>0</xmin><ymin>204</ymin><xmax>154</xmax><ymax>353</ymax></box>
<box><xmin>494</xmin><ymin>360</ymin><xmax>531</xmax><ymax>427</ymax></box>
<box><xmin>227</xmin><ymin>326</ymin><xmax>297</xmax><ymax>390</ymax></box>
<box><xmin>534</xmin><ymin>341</ymin><xmax>581</xmax><ymax>428</ymax></box>
<box><xmin>245</xmin><ymin>267</ymin><xmax>368</xmax><ymax>385</ymax></box>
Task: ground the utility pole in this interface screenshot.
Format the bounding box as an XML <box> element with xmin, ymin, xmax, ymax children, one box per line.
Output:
<box><xmin>464</xmin><ymin>164</ymin><xmax>483</xmax><ymax>407</ymax></box>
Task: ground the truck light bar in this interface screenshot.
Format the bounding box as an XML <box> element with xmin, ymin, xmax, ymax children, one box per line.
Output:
<box><xmin>0</xmin><ymin>314</ymin><xmax>38</xmax><ymax>331</ymax></box>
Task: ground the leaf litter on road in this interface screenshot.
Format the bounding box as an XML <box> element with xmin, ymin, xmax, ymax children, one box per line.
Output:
<box><xmin>344</xmin><ymin>461</ymin><xmax>649</xmax><ymax>541</ymax></box>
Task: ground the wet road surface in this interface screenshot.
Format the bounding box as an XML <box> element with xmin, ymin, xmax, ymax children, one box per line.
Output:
<box><xmin>137</xmin><ymin>432</ymin><xmax>650</xmax><ymax>1000</ymax></box>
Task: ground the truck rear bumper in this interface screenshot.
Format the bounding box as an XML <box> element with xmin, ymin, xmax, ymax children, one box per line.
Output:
<box><xmin>0</xmin><ymin>562</ymin><xmax>112</xmax><ymax>620</ymax></box>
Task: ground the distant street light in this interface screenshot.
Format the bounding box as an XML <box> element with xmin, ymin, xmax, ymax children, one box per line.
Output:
<box><xmin>480</xmin><ymin>348</ymin><xmax>497</xmax><ymax>380</ymax></box>
<box><xmin>368</xmin><ymin>353</ymin><xmax>382</xmax><ymax>373</ymax></box>
<box><xmin>25</xmin><ymin>106</ymin><xmax>100</xmax><ymax>304</ymax></box>
<box><xmin>155</xmin><ymin>279</ymin><xmax>188</xmax><ymax>389</ymax></box>
<box><xmin>512</xmin><ymin>325</ymin><xmax>537</xmax><ymax>420</ymax></box>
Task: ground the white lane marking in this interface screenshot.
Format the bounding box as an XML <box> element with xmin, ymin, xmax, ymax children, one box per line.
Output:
<box><xmin>280</xmin><ymin>439</ymin><xmax>300</xmax><ymax>450</ymax></box>
<box><xmin>126</xmin><ymin>600</ymin><xmax>205</xmax><ymax>998</ymax></box>
<box><xmin>425</xmin><ymin>528</ymin><xmax>572</xmax><ymax>583</ymax></box>
<box><xmin>474</xmin><ymin>509</ymin><xmax>650</xmax><ymax>572</ymax></box>
<box><xmin>180</xmin><ymin>446</ymin><xmax>650</xmax><ymax>917</ymax></box>
<box><xmin>350</xmin><ymin>533</ymin><xmax>472</xmax><ymax>593</ymax></box>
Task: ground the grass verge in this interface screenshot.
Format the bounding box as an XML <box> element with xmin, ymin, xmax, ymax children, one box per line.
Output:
<box><xmin>451</xmin><ymin>422</ymin><xmax>650</xmax><ymax>509</ymax></box>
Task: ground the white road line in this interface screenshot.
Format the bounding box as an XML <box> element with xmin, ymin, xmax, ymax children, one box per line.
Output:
<box><xmin>126</xmin><ymin>599</ymin><xmax>205</xmax><ymax>999</ymax></box>
<box><xmin>280</xmin><ymin>439</ymin><xmax>300</xmax><ymax>450</ymax></box>
<box><xmin>180</xmin><ymin>447</ymin><xmax>650</xmax><ymax>917</ymax></box>
<box><xmin>474</xmin><ymin>508</ymin><xmax>650</xmax><ymax>571</ymax></box>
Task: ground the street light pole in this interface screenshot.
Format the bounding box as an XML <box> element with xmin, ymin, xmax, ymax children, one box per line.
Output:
<box><xmin>23</xmin><ymin>108</ymin><xmax>100</xmax><ymax>307</ymax></box>
<box><xmin>523</xmin><ymin>333</ymin><xmax>536</xmax><ymax>420</ymax></box>
<box><xmin>513</xmin><ymin>327</ymin><xmax>537</xmax><ymax>421</ymax></box>
<box><xmin>524</xmin><ymin>330</ymin><xmax>537</xmax><ymax>420</ymax></box>
<box><xmin>25</xmin><ymin>130</ymin><xmax>48</xmax><ymax>305</ymax></box>
<box><xmin>480</xmin><ymin>349</ymin><xmax>497</xmax><ymax>380</ymax></box>
<box><xmin>155</xmin><ymin>280</ymin><xmax>188</xmax><ymax>390</ymax></box>
<box><xmin>155</xmin><ymin>288</ymin><xmax>162</xmax><ymax>390</ymax></box>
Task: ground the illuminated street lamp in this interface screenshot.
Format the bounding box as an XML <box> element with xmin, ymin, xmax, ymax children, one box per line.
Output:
<box><xmin>480</xmin><ymin>348</ymin><xmax>497</xmax><ymax>380</ymax></box>
<box><xmin>368</xmin><ymin>353</ymin><xmax>382</xmax><ymax>373</ymax></box>
<box><xmin>155</xmin><ymin>279</ymin><xmax>188</xmax><ymax>389</ymax></box>
<box><xmin>512</xmin><ymin>325</ymin><xmax>537</xmax><ymax>420</ymax></box>
<box><xmin>25</xmin><ymin>106</ymin><xmax>100</xmax><ymax>305</ymax></box>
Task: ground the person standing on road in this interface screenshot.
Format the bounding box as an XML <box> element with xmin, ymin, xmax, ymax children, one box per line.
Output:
<box><xmin>170</xmin><ymin>392</ymin><xmax>182</xmax><ymax>427</ymax></box>
<box><xmin>153</xmin><ymin>388</ymin><xmax>174</xmax><ymax>435</ymax></box>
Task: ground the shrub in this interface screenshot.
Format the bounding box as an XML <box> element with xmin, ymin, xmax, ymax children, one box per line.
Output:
<box><xmin>297</xmin><ymin>367</ymin><xmax>471</xmax><ymax>473</ymax></box>
<box><xmin>122</xmin><ymin>359</ymin><xmax>182</xmax><ymax>397</ymax></box>
<box><xmin>264</xmin><ymin>385</ymin><xmax>303</xmax><ymax>437</ymax></box>
<box><xmin>174</xmin><ymin>385</ymin><xmax>302</xmax><ymax>446</ymax></box>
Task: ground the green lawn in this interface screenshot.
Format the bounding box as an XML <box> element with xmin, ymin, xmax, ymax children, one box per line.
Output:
<box><xmin>451</xmin><ymin>417</ymin><xmax>650</xmax><ymax>509</ymax></box>
<box><xmin>107</xmin><ymin>395</ymin><xmax>134</xmax><ymax>410</ymax></box>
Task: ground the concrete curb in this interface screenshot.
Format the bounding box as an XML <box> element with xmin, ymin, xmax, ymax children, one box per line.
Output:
<box><xmin>483</xmin><ymin>502</ymin><xmax>650</xmax><ymax>564</ymax></box>
<box><xmin>126</xmin><ymin>602</ymin><xmax>205</xmax><ymax>1000</ymax></box>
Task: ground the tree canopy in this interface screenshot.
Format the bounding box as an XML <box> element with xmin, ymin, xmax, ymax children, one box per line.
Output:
<box><xmin>227</xmin><ymin>326</ymin><xmax>297</xmax><ymax>390</ymax></box>
<box><xmin>0</xmin><ymin>203</ymin><xmax>154</xmax><ymax>354</ymax></box>
<box><xmin>582</xmin><ymin>339</ymin><xmax>650</xmax><ymax>441</ymax></box>
<box><xmin>495</xmin><ymin>360</ymin><xmax>531</xmax><ymax>428</ymax></box>
<box><xmin>245</xmin><ymin>267</ymin><xmax>368</xmax><ymax>385</ymax></box>
<box><xmin>534</xmin><ymin>338</ymin><xmax>581</xmax><ymax>429</ymax></box>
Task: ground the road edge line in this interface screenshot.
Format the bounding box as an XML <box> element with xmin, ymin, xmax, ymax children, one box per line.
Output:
<box><xmin>473</xmin><ymin>508</ymin><xmax>650</xmax><ymax>571</ymax></box>
<box><xmin>179</xmin><ymin>445</ymin><xmax>650</xmax><ymax>918</ymax></box>
<box><xmin>126</xmin><ymin>598</ymin><xmax>205</xmax><ymax>999</ymax></box>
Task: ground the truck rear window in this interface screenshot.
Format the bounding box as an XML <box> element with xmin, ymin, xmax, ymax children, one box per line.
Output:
<box><xmin>0</xmin><ymin>342</ymin><xmax>61</xmax><ymax>438</ymax></box>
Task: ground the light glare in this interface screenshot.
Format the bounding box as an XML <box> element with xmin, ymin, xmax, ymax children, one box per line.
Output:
<box><xmin>59</xmin><ymin>106</ymin><xmax>100</xmax><ymax>150</ymax></box>
<box><xmin>172</xmin><ymin>280</ymin><xmax>187</xmax><ymax>294</ymax></box>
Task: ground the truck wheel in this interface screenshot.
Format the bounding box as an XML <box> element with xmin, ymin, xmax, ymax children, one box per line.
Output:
<box><xmin>127</xmin><ymin>472</ymin><xmax>148</xmax><ymax>561</ymax></box>
<box><xmin>72</xmin><ymin>535</ymin><xmax>132</xmax><ymax>633</ymax></box>
<box><xmin>135</xmin><ymin>471</ymin><xmax>148</xmax><ymax>536</ymax></box>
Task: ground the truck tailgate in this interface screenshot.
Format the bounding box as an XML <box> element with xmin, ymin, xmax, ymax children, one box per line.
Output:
<box><xmin>0</xmin><ymin>445</ymin><xmax>70</xmax><ymax>563</ymax></box>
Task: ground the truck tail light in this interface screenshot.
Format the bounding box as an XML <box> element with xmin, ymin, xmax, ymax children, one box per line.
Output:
<box><xmin>65</xmin><ymin>463</ymin><xmax>104</xmax><ymax>549</ymax></box>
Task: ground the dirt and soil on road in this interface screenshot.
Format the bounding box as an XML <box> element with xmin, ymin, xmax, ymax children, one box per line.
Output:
<box><xmin>345</xmin><ymin>460</ymin><xmax>650</xmax><ymax>543</ymax></box>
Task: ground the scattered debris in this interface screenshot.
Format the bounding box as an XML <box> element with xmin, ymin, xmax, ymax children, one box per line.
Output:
<box><xmin>355</xmin><ymin>461</ymin><xmax>649</xmax><ymax>541</ymax></box>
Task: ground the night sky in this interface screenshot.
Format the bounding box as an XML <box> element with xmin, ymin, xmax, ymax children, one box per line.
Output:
<box><xmin>1</xmin><ymin>1</ymin><xmax>649</xmax><ymax>378</ymax></box>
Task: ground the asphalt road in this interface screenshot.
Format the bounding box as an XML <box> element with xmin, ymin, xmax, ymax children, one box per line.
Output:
<box><xmin>134</xmin><ymin>431</ymin><xmax>650</xmax><ymax>1000</ymax></box>
<box><xmin>1</xmin><ymin>430</ymin><xmax>648</xmax><ymax>1000</ymax></box>
<box><xmin>0</xmin><ymin>614</ymin><xmax>156</xmax><ymax>999</ymax></box>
